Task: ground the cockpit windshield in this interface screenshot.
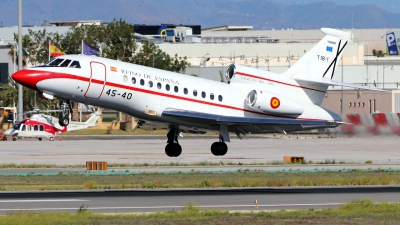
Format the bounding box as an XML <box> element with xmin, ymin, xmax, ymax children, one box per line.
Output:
<box><xmin>12</xmin><ymin>123</ymin><xmax>21</xmax><ymax>130</ymax></box>
<box><xmin>37</xmin><ymin>58</ymin><xmax>81</xmax><ymax>69</ymax></box>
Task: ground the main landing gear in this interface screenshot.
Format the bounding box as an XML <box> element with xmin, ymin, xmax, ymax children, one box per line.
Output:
<box><xmin>211</xmin><ymin>135</ymin><xmax>228</xmax><ymax>156</ymax></box>
<box><xmin>165</xmin><ymin>128</ymin><xmax>182</xmax><ymax>157</ymax></box>
<box><xmin>58</xmin><ymin>98</ymin><xmax>71</xmax><ymax>127</ymax></box>
<box><xmin>164</xmin><ymin>128</ymin><xmax>229</xmax><ymax>157</ymax></box>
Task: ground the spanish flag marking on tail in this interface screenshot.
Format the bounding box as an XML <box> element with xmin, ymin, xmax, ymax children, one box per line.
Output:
<box><xmin>110</xmin><ymin>66</ymin><xmax>117</xmax><ymax>72</ymax></box>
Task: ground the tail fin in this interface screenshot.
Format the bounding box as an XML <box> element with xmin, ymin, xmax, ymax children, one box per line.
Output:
<box><xmin>284</xmin><ymin>28</ymin><xmax>351</xmax><ymax>79</ymax></box>
<box><xmin>84</xmin><ymin>111</ymin><xmax>102</xmax><ymax>126</ymax></box>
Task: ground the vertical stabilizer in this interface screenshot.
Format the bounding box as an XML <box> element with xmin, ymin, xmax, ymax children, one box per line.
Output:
<box><xmin>284</xmin><ymin>28</ymin><xmax>351</xmax><ymax>105</ymax></box>
<box><xmin>285</xmin><ymin>28</ymin><xmax>351</xmax><ymax>79</ymax></box>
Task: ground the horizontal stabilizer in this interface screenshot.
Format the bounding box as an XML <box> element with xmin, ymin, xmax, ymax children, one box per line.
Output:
<box><xmin>294</xmin><ymin>77</ymin><xmax>386</xmax><ymax>92</ymax></box>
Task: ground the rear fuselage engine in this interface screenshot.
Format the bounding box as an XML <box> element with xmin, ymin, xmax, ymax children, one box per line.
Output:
<box><xmin>246</xmin><ymin>90</ymin><xmax>304</xmax><ymax>116</ymax></box>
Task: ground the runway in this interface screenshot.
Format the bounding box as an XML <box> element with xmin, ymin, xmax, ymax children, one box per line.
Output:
<box><xmin>0</xmin><ymin>136</ymin><xmax>400</xmax><ymax>214</ymax></box>
<box><xmin>0</xmin><ymin>136</ymin><xmax>399</xmax><ymax>165</ymax></box>
<box><xmin>0</xmin><ymin>186</ymin><xmax>399</xmax><ymax>214</ymax></box>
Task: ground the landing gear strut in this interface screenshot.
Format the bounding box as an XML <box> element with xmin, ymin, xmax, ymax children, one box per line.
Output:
<box><xmin>165</xmin><ymin>128</ymin><xmax>182</xmax><ymax>157</ymax></box>
<box><xmin>58</xmin><ymin>98</ymin><xmax>71</xmax><ymax>127</ymax></box>
<box><xmin>211</xmin><ymin>135</ymin><xmax>228</xmax><ymax>156</ymax></box>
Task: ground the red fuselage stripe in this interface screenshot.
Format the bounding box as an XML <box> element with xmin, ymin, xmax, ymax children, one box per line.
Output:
<box><xmin>235</xmin><ymin>71</ymin><xmax>325</xmax><ymax>93</ymax></box>
<box><xmin>38</xmin><ymin>71</ymin><xmax>325</xmax><ymax>121</ymax></box>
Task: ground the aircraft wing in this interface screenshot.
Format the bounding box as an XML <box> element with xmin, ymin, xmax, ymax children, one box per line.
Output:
<box><xmin>294</xmin><ymin>77</ymin><xmax>386</xmax><ymax>91</ymax></box>
<box><xmin>162</xmin><ymin>108</ymin><xmax>338</xmax><ymax>134</ymax></box>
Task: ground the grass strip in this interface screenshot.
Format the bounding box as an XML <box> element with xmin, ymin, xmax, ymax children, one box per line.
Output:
<box><xmin>0</xmin><ymin>171</ymin><xmax>400</xmax><ymax>191</ymax></box>
<box><xmin>0</xmin><ymin>159</ymin><xmax>364</xmax><ymax>169</ymax></box>
<box><xmin>0</xmin><ymin>199</ymin><xmax>399</xmax><ymax>225</ymax></box>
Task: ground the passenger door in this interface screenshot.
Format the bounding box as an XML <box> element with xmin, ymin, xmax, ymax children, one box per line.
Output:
<box><xmin>85</xmin><ymin>61</ymin><xmax>106</xmax><ymax>99</ymax></box>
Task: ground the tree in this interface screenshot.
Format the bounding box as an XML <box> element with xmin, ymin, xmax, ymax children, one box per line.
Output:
<box><xmin>7</xmin><ymin>33</ymin><xmax>32</xmax><ymax>67</ymax></box>
<box><xmin>133</xmin><ymin>41</ymin><xmax>190</xmax><ymax>73</ymax></box>
<box><xmin>27</xmin><ymin>29</ymin><xmax>64</xmax><ymax>65</ymax></box>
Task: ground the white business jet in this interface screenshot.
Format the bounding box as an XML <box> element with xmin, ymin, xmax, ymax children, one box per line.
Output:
<box><xmin>11</xmin><ymin>28</ymin><xmax>380</xmax><ymax>157</ymax></box>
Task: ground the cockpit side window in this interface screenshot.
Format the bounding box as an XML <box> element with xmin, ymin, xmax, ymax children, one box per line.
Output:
<box><xmin>59</xmin><ymin>59</ymin><xmax>72</xmax><ymax>67</ymax></box>
<box><xmin>69</xmin><ymin>61</ymin><xmax>81</xmax><ymax>68</ymax></box>
<box><xmin>47</xmin><ymin>58</ymin><xmax>65</xmax><ymax>66</ymax></box>
<box><xmin>12</xmin><ymin>123</ymin><xmax>21</xmax><ymax>130</ymax></box>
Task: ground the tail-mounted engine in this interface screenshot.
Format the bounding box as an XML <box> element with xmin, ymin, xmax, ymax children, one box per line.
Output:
<box><xmin>246</xmin><ymin>90</ymin><xmax>304</xmax><ymax>116</ymax></box>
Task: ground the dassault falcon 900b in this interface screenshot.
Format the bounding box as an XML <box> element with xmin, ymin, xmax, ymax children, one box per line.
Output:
<box><xmin>12</xmin><ymin>28</ymin><xmax>380</xmax><ymax>157</ymax></box>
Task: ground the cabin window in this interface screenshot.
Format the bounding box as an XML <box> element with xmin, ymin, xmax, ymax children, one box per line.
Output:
<box><xmin>210</xmin><ymin>93</ymin><xmax>214</xmax><ymax>100</ymax></box>
<box><xmin>59</xmin><ymin>59</ymin><xmax>71</xmax><ymax>67</ymax></box>
<box><xmin>39</xmin><ymin>125</ymin><xmax>44</xmax><ymax>131</ymax></box>
<box><xmin>132</xmin><ymin>77</ymin><xmax>136</xmax><ymax>84</ymax></box>
<box><xmin>201</xmin><ymin>91</ymin><xmax>206</xmax><ymax>98</ymax></box>
<box><xmin>183</xmin><ymin>88</ymin><xmax>188</xmax><ymax>95</ymax></box>
<box><xmin>34</xmin><ymin>125</ymin><xmax>38</xmax><ymax>131</ymax></box>
<box><xmin>21</xmin><ymin>125</ymin><xmax>26</xmax><ymax>131</ymax></box>
<box><xmin>174</xmin><ymin>86</ymin><xmax>179</xmax><ymax>93</ymax></box>
<box><xmin>157</xmin><ymin>82</ymin><xmax>162</xmax><ymax>89</ymax></box>
<box><xmin>166</xmin><ymin>84</ymin><xmax>170</xmax><ymax>91</ymax></box>
<box><xmin>69</xmin><ymin>61</ymin><xmax>81</xmax><ymax>68</ymax></box>
<box><xmin>140</xmin><ymin>79</ymin><xmax>145</xmax><ymax>86</ymax></box>
<box><xmin>193</xmin><ymin>90</ymin><xmax>198</xmax><ymax>97</ymax></box>
<box><xmin>218</xmin><ymin>95</ymin><xmax>223</xmax><ymax>102</ymax></box>
<box><xmin>149</xmin><ymin>81</ymin><xmax>153</xmax><ymax>88</ymax></box>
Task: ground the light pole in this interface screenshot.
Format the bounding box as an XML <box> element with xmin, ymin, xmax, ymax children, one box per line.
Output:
<box><xmin>17</xmin><ymin>0</ymin><xmax>23</xmax><ymax>121</ymax></box>
<box><xmin>383</xmin><ymin>64</ymin><xmax>394</xmax><ymax>89</ymax></box>
<box><xmin>152</xmin><ymin>52</ymin><xmax>165</xmax><ymax>68</ymax></box>
<box><xmin>200</xmin><ymin>53</ymin><xmax>209</xmax><ymax>67</ymax></box>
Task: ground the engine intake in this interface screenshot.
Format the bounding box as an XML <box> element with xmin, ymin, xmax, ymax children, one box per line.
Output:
<box><xmin>246</xmin><ymin>90</ymin><xmax>304</xmax><ymax>116</ymax></box>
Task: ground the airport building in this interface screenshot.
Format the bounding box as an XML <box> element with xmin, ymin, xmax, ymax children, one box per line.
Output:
<box><xmin>1</xmin><ymin>22</ymin><xmax>400</xmax><ymax>115</ymax></box>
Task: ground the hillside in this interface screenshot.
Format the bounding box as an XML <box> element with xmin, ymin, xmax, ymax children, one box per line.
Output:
<box><xmin>0</xmin><ymin>0</ymin><xmax>399</xmax><ymax>29</ymax></box>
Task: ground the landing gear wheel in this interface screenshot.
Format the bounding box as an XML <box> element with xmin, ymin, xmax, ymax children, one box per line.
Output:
<box><xmin>59</xmin><ymin>115</ymin><xmax>70</xmax><ymax>127</ymax></box>
<box><xmin>165</xmin><ymin>143</ymin><xmax>182</xmax><ymax>157</ymax></box>
<box><xmin>12</xmin><ymin>137</ymin><xmax>17</xmax><ymax>141</ymax></box>
<box><xmin>211</xmin><ymin>142</ymin><xmax>228</xmax><ymax>156</ymax></box>
<box><xmin>38</xmin><ymin>138</ymin><xmax>42</xmax><ymax>141</ymax></box>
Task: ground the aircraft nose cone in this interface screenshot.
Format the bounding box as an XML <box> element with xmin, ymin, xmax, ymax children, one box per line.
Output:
<box><xmin>12</xmin><ymin>69</ymin><xmax>51</xmax><ymax>92</ymax></box>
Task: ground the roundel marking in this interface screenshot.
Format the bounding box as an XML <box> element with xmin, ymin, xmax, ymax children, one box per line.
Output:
<box><xmin>270</xmin><ymin>97</ymin><xmax>280</xmax><ymax>109</ymax></box>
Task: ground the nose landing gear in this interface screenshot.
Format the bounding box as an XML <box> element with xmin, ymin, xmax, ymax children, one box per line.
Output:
<box><xmin>58</xmin><ymin>98</ymin><xmax>71</xmax><ymax>127</ymax></box>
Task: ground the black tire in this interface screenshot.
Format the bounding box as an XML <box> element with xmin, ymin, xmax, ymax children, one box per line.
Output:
<box><xmin>59</xmin><ymin>116</ymin><xmax>69</xmax><ymax>127</ymax></box>
<box><xmin>12</xmin><ymin>137</ymin><xmax>17</xmax><ymax>141</ymax></box>
<box><xmin>165</xmin><ymin>143</ymin><xmax>182</xmax><ymax>157</ymax></box>
<box><xmin>211</xmin><ymin>142</ymin><xmax>228</xmax><ymax>156</ymax></box>
<box><xmin>38</xmin><ymin>138</ymin><xmax>42</xmax><ymax>141</ymax></box>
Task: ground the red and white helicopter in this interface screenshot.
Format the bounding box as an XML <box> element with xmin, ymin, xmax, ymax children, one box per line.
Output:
<box><xmin>11</xmin><ymin>28</ymin><xmax>381</xmax><ymax>156</ymax></box>
<box><xmin>3</xmin><ymin>109</ymin><xmax>101</xmax><ymax>141</ymax></box>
